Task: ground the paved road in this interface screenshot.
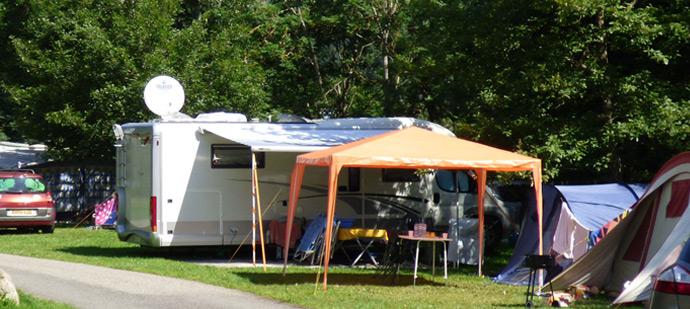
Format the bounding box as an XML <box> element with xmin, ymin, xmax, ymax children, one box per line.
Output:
<box><xmin>0</xmin><ymin>254</ymin><xmax>298</xmax><ymax>309</ymax></box>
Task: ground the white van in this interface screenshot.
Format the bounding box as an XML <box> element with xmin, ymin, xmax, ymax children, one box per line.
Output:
<box><xmin>114</xmin><ymin>114</ymin><xmax>520</xmax><ymax>247</ymax></box>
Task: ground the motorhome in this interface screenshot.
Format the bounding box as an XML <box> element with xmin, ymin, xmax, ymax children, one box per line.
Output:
<box><xmin>114</xmin><ymin>113</ymin><xmax>521</xmax><ymax>248</ymax></box>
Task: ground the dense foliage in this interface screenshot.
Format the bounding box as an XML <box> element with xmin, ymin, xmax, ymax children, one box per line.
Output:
<box><xmin>1</xmin><ymin>0</ymin><xmax>688</xmax><ymax>182</ymax></box>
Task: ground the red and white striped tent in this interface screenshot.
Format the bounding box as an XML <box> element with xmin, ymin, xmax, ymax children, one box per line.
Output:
<box><xmin>547</xmin><ymin>152</ymin><xmax>690</xmax><ymax>304</ymax></box>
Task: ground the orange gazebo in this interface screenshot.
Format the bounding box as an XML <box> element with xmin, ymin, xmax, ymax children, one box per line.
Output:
<box><xmin>282</xmin><ymin>127</ymin><xmax>543</xmax><ymax>289</ymax></box>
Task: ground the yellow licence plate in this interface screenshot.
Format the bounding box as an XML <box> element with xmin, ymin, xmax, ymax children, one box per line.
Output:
<box><xmin>7</xmin><ymin>209</ymin><xmax>37</xmax><ymax>217</ymax></box>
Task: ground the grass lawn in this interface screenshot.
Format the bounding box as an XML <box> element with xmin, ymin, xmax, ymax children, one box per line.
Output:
<box><xmin>0</xmin><ymin>291</ymin><xmax>73</xmax><ymax>309</ymax></box>
<box><xmin>0</xmin><ymin>228</ymin><xmax>620</xmax><ymax>308</ymax></box>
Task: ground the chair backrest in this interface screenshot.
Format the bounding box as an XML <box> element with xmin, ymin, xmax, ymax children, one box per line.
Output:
<box><xmin>295</xmin><ymin>214</ymin><xmax>328</xmax><ymax>255</ymax></box>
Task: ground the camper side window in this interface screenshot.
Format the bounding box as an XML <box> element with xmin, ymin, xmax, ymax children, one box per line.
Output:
<box><xmin>211</xmin><ymin>145</ymin><xmax>265</xmax><ymax>169</ymax></box>
<box><xmin>381</xmin><ymin>169</ymin><xmax>420</xmax><ymax>183</ymax></box>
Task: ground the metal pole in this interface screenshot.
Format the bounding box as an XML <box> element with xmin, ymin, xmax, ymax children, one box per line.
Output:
<box><xmin>251</xmin><ymin>153</ymin><xmax>257</xmax><ymax>266</ymax></box>
<box><xmin>253</xmin><ymin>155</ymin><xmax>268</xmax><ymax>271</ymax></box>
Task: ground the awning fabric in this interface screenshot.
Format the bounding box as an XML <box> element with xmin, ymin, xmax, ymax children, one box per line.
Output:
<box><xmin>199</xmin><ymin>125</ymin><xmax>390</xmax><ymax>152</ymax></box>
<box><xmin>282</xmin><ymin>126</ymin><xmax>544</xmax><ymax>290</ymax></box>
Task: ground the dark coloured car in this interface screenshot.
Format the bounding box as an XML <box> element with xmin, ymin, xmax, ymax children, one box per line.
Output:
<box><xmin>0</xmin><ymin>169</ymin><xmax>55</xmax><ymax>233</ymax></box>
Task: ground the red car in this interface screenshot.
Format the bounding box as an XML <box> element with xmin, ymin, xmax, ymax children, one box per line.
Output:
<box><xmin>0</xmin><ymin>169</ymin><xmax>55</xmax><ymax>233</ymax></box>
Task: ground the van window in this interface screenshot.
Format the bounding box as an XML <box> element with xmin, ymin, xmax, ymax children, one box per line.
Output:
<box><xmin>435</xmin><ymin>170</ymin><xmax>476</xmax><ymax>193</ymax></box>
<box><xmin>436</xmin><ymin>170</ymin><xmax>456</xmax><ymax>192</ymax></box>
<box><xmin>381</xmin><ymin>169</ymin><xmax>420</xmax><ymax>182</ymax></box>
<box><xmin>458</xmin><ymin>172</ymin><xmax>472</xmax><ymax>192</ymax></box>
<box><xmin>211</xmin><ymin>145</ymin><xmax>265</xmax><ymax>169</ymax></box>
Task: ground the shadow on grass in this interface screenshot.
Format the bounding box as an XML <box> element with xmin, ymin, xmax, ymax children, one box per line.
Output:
<box><xmin>58</xmin><ymin>246</ymin><xmax>447</xmax><ymax>287</ymax></box>
<box><xmin>57</xmin><ymin>245</ymin><xmax>290</xmax><ymax>263</ymax></box>
<box><xmin>57</xmin><ymin>246</ymin><xmax>189</xmax><ymax>259</ymax></box>
<box><xmin>234</xmin><ymin>271</ymin><xmax>446</xmax><ymax>287</ymax></box>
<box><xmin>0</xmin><ymin>228</ymin><xmax>49</xmax><ymax>235</ymax></box>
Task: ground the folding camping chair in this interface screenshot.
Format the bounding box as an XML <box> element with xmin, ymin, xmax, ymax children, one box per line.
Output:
<box><xmin>293</xmin><ymin>214</ymin><xmax>340</xmax><ymax>265</ymax></box>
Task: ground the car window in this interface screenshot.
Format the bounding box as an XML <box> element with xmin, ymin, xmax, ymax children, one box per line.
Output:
<box><xmin>0</xmin><ymin>177</ymin><xmax>47</xmax><ymax>193</ymax></box>
<box><xmin>24</xmin><ymin>178</ymin><xmax>46</xmax><ymax>192</ymax></box>
<box><xmin>0</xmin><ymin>178</ymin><xmax>16</xmax><ymax>192</ymax></box>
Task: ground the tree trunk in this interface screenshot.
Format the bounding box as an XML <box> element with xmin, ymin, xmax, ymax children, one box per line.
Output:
<box><xmin>596</xmin><ymin>8</ymin><xmax>622</xmax><ymax>181</ymax></box>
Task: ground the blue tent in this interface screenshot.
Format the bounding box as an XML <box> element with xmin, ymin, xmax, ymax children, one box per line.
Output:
<box><xmin>494</xmin><ymin>183</ymin><xmax>645</xmax><ymax>285</ymax></box>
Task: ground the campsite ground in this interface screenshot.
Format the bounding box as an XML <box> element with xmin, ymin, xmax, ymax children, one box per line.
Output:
<box><xmin>0</xmin><ymin>228</ymin><xmax>632</xmax><ymax>308</ymax></box>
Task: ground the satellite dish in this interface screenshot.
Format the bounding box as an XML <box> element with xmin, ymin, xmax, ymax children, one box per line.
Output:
<box><xmin>143</xmin><ymin>75</ymin><xmax>185</xmax><ymax>118</ymax></box>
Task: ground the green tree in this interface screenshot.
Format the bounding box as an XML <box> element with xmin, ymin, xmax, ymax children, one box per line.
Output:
<box><xmin>402</xmin><ymin>0</ymin><xmax>690</xmax><ymax>181</ymax></box>
<box><xmin>272</xmin><ymin>0</ymin><xmax>414</xmax><ymax>118</ymax></box>
<box><xmin>2</xmin><ymin>0</ymin><xmax>278</xmax><ymax>160</ymax></box>
<box><xmin>2</xmin><ymin>0</ymin><xmax>688</xmax><ymax>182</ymax></box>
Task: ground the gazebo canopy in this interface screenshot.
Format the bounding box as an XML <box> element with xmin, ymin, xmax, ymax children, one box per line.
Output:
<box><xmin>282</xmin><ymin>127</ymin><xmax>543</xmax><ymax>289</ymax></box>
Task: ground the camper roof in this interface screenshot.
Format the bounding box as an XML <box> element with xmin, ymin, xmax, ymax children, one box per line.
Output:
<box><xmin>0</xmin><ymin>142</ymin><xmax>47</xmax><ymax>169</ymax></box>
<box><xmin>125</xmin><ymin>116</ymin><xmax>454</xmax><ymax>153</ymax></box>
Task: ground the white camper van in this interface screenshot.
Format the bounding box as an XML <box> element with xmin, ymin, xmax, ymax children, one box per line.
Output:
<box><xmin>114</xmin><ymin>114</ymin><xmax>520</xmax><ymax>248</ymax></box>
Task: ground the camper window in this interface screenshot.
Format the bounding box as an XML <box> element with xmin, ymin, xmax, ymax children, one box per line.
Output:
<box><xmin>381</xmin><ymin>169</ymin><xmax>420</xmax><ymax>183</ymax></box>
<box><xmin>211</xmin><ymin>144</ymin><xmax>265</xmax><ymax>169</ymax></box>
<box><xmin>458</xmin><ymin>172</ymin><xmax>474</xmax><ymax>193</ymax></box>
<box><xmin>436</xmin><ymin>170</ymin><xmax>476</xmax><ymax>193</ymax></box>
<box><xmin>436</xmin><ymin>170</ymin><xmax>456</xmax><ymax>192</ymax></box>
<box><xmin>348</xmin><ymin>168</ymin><xmax>360</xmax><ymax>191</ymax></box>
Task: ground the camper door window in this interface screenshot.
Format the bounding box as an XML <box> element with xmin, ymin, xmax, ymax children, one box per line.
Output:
<box><xmin>211</xmin><ymin>144</ymin><xmax>265</xmax><ymax>169</ymax></box>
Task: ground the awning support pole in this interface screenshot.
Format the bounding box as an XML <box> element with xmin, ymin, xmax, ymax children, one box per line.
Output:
<box><xmin>253</xmin><ymin>153</ymin><xmax>268</xmax><ymax>271</ymax></box>
<box><xmin>251</xmin><ymin>153</ymin><xmax>257</xmax><ymax>267</ymax></box>
<box><xmin>476</xmin><ymin>169</ymin><xmax>487</xmax><ymax>276</ymax></box>
<box><xmin>533</xmin><ymin>163</ymin><xmax>544</xmax><ymax>291</ymax></box>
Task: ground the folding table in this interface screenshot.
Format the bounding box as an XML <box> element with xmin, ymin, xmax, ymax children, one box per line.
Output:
<box><xmin>336</xmin><ymin>228</ymin><xmax>389</xmax><ymax>266</ymax></box>
<box><xmin>398</xmin><ymin>234</ymin><xmax>450</xmax><ymax>285</ymax></box>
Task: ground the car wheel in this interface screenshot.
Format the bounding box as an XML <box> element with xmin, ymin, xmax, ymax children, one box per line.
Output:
<box><xmin>41</xmin><ymin>226</ymin><xmax>54</xmax><ymax>234</ymax></box>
